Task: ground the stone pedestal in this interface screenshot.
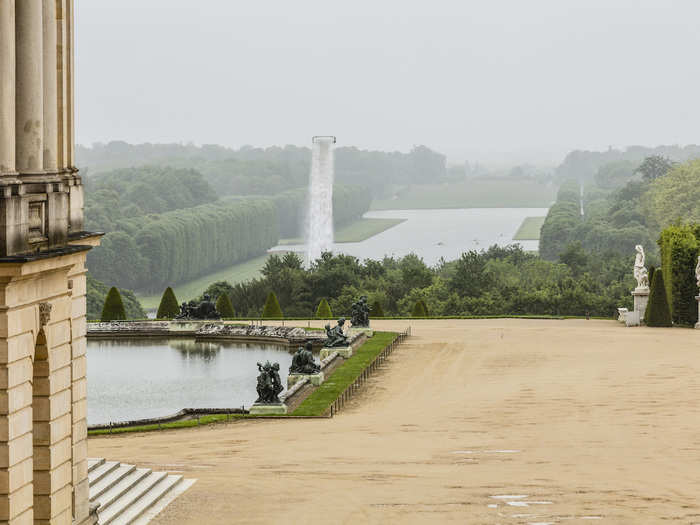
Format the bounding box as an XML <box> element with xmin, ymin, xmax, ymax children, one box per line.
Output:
<box><xmin>249</xmin><ymin>403</ymin><xmax>287</xmax><ymax>415</ymax></box>
<box><xmin>288</xmin><ymin>372</ymin><xmax>324</xmax><ymax>389</ymax></box>
<box><xmin>617</xmin><ymin>307</ymin><xmax>629</xmax><ymax>323</ymax></box>
<box><xmin>632</xmin><ymin>288</ymin><xmax>649</xmax><ymax>323</ymax></box>
<box><xmin>695</xmin><ymin>296</ymin><xmax>700</xmax><ymax>329</ymax></box>
<box><xmin>321</xmin><ymin>346</ymin><xmax>352</xmax><ymax>360</ymax></box>
<box><xmin>350</xmin><ymin>327</ymin><xmax>374</xmax><ymax>338</ymax></box>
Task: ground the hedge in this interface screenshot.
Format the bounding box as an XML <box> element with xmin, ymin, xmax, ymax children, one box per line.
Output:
<box><xmin>315</xmin><ymin>298</ymin><xmax>332</xmax><ymax>319</ymax></box>
<box><xmin>646</xmin><ymin>270</ymin><xmax>672</xmax><ymax>327</ymax></box>
<box><xmin>216</xmin><ymin>293</ymin><xmax>235</xmax><ymax>317</ymax></box>
<box><xmin>262</xmin><ymin>292</ymin><xmax>283</xmax><ymax>318</ymax></box>
<box><xmin>101</xmin><ymin>287</ymin><xmax>127</xmax><ymax>321</ymax></box>
<box><xmin>658</xmin><ymin>224</ymin><xmax>700</xmax><ymax>326</ymax></box>
<box><xmin>156</xmin><ymin>287</ymin><xmax>180</xmax><ymax>319</ymax></box>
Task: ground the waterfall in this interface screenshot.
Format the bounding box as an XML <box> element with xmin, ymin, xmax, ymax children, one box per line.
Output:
<box><xmin>305</xmin><ymin>136</ymin><xmax>336</xmax><ymax>266</ymax></box>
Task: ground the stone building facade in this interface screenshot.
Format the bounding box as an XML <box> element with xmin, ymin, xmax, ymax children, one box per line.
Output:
<box><xmin>0</xmin><ymin>1</ymin><xmax>100</xmax><ymax>524</ymax></box>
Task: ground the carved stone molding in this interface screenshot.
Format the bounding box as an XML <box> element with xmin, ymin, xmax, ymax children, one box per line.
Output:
<box><xmin>39</xmin><ymin>302</ymin><xmax>52</xmax><ymax>327</ymax></box>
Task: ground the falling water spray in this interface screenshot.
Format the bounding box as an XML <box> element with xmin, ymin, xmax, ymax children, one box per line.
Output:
<box><xmin>305</xmin><ymin>136</ymin><xmax>336</xmax><ymax>266</ymax></box>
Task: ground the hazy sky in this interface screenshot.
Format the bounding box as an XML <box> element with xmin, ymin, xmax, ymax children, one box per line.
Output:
<box><xmin>76</xmin><ymin>0</ymin><xmax>700</xmax><ymax>164</ymax></box>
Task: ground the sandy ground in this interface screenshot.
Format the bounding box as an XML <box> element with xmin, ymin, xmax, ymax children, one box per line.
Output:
<box><xmin>88</xmin><ymin>319</ymin><xmax>700</xmax><ymax>524</ymax></box>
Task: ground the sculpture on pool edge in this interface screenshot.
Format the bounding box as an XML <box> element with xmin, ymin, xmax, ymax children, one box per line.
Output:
<box><xmin>175</xmin><ymin>294</ymin><xmax>221</xmax><ymax>320</ymax></box>
<box><xmin>290</xmin><ymin>341</ymin><xmax>321</xmax><ymax>375</ymax></box>
<box><xmin>255</xmin><ymin>361</ymin><xmax>284</xmax><ymax>404</ymax></box>
<box><xmin>350</xmin><ymin>295</ymin><xmax>371</xmax><ymax>327</ymax></box>
<box><xmin>324</xmin><ymin>317</ymin><xmax>349</xmax><ymax>347</ymax></box>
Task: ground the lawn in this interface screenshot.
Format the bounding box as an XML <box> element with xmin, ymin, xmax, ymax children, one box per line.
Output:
<box><xmin>370</xmin><ymin>178</ymin><xmax>556</xmax><ymax>210</ymax></box>
<box><xmin>137</xmin><ymin>254</ymin><xmax>270</xmax><ymax>310</ymax></box>
<box><xmin>513</xmin><ymin>216</ymin><xmax>546</xmax><ymax>240</ymax></box>
<box><xmin>292</xmin><ymin>331</ymin><xmax>398</xmax><ymax>416</ymax></box>
<box><xmin>278</xmin><ymin>217</ymin><xmax>405</xmax><ymax>245</ymax></box>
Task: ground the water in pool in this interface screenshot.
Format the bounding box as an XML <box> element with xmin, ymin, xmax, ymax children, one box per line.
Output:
<box><xmin>87</xmin><ymin>339</ymin><xmax>295</xmax><ymax>425</ymax></box>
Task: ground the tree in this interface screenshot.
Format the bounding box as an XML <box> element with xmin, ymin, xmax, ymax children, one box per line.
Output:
<box><xmin>156</xmin><ymin>287</ymin><xmax>180</xmax><ymax>319</ymax></box>
<box><xmin>411</xmin><ymin>300</ymin><xmax>427</xmax><ymax>317</ymax></box>
<box><xmin>216</xmin><ymin>293</ymin><xmax>235</xmax><ymax>318</ymax></box>
<box><xmin>101</xmin><ymin>287</ymin><xmax>127</xmax><ymax>321</ymax></box>
<box><xmin>559</xmin><ymin>242</ymin><xmax>588</xmax><ymax>275</ymax></box>
<box><xmin>315</xmin><ymin>298</ymin><xmax>333</xmax><ymax>319</ymax></box>
<box><xmin>262</xmin><ymin>292</ymin><xmax>283</xmax><ymax>318</ymax></box>
<box><xmin>419</xmin><ymin>299</ymin><xmax>429</xmax><ymax>316</ymax></box>
<box><xmin>371</xmin><ymin>300</ymin><xmax>384</xmax><ymax>318</ymax></box>
<box><xmin>636</xmin><ymin>155</ymin><xmax>675</xmax><ymax>182</ymax></box>
<box><xmin>646</xmin><ymin>270</ymin><xmax>672</xmax><ymax>327</ymax></box>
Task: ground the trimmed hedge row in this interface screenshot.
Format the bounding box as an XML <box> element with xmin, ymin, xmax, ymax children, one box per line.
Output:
<box><xmin>658</xmin><ymin>224</ymin><xmax>700</xmax><ymax>326</ymax></box>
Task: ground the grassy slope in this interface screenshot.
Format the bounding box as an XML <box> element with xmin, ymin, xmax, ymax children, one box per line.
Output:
<box><xmin>292</xmin><ymin>331</ymin><xmax>397</xmax><ymax>416</ymax></box>
<box><xmin>279</xmin><ymin>218</ymin><xmax>406</xmax><ymax>245</ymax></box>
<box><xmin>371</xmin><ymin>179</ymin><xmax>556</xmax><ymax>210</ymax></box>
<box><xmin>513</xmin><ymin>216</ymin><xmax>546</xmax><ymax>240</ymax></box>
<box><xmin>137</xmin><ymin>255</ymin><xmax>269</xmax><ymax>310</ymax></box>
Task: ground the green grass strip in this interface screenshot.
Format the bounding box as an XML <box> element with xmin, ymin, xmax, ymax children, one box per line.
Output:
<box><xmin>292</xmin><ymin>331</ymin><xmax>398</xmax><ymax>417</ymax></box>
<box><xmin>88</xmin><ymin>414</ymin><xmax>232</xmax><ymax>435</ymax></box>
<box><xmin>513</xmin><ymin>216</ymin><xmax>546</xmax><ymax>240</ymax></box>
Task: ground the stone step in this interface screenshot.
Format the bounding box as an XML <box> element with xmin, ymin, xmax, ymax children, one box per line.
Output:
<box><xmin>93</xmin><ymin>468</ymin><xmax>153</xmax><ymax>519</ymax></box>
<box><xmin>98</xmin><ymin>471</ymin><xmax>168</xmax><ymax>525</ymax></box>
<box><xmin>111</xmin><ymin>475</ymin><xmax>184</xmax><ymax>525</ymax></box>
<box><xmin>88</xmin><ymin>460</ymin><xmax>120</xmax><ymax>486</ymax></box>
<box><xmin>89</xmin><ymin>463</ymin><xmax>136</xmax><ymax>502</ymax></box>
<box><xmin>88</xmin><ymin>457</ymin><xmax>106</xmax><ymax>473</ymax></box>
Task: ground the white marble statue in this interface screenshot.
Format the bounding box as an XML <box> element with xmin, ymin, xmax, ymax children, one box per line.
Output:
<box><xmin>696</xmin><ymin>255</ymin><xmax>700</xmax><ymax>288</ymax></box>
<box><xmin>633</xmin><ymin>245</ymin><xmax>649</xmax><ymax>290</ymax></box>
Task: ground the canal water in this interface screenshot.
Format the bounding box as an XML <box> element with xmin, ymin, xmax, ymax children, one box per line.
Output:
<box><xmin>87</xmin><ymin>339</ymin><xmax>295</xmax><ymax>425</ymax></box>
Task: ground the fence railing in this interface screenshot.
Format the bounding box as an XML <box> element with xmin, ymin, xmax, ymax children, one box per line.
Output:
<box><xmin>328</xmin><ymin>326</ymin><xmax>411</xmax><ymax>417</ymax></box>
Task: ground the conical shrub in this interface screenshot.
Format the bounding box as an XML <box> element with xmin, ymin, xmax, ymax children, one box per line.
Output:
<box><xmin>156</xmin><ymin>287</ymin><xmax>179</xmax><ymax>319</ymax></box>
<box><xmin>371</xmin><ymin>300</ymin><xmax>384</xmax><ymax>318</ymax></box>
<box><xmin>262</xmin><ymin>292</ymin><xmax>283</xmax><ymax>319</ymax></box>
<box><xmin>101</xmin><ymin>287</ymin><xmax>127</xmax><ymax>321</ymax></box>
<box><xmin>315</xmin><ymin>298</ymin><xmax>333</xmax><ymax>319</ymax></box>
<box><xmin>411</xmin><ymin>300</ymin><xmax>427</xmax><ymax>318</ymax></box>
<box><xmin>216</xmin><ymin>293</ymin><xmax>235</xmax><ymax>318</ymax></box>
<box><xmin>643</xmin><ymin>266</ymin><xmax>655</xmax><ymax>325</ymax></box>
<box><xmin>646</xmin><ymin>270</ymin><xmax>672</xmax><ymax>327</ymax></box>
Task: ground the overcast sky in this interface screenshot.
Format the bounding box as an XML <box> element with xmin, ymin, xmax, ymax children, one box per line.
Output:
<box><xmin>76</xmin><ymin>0</ymin><xmax>700</xmax><ymax>164</ymax></box>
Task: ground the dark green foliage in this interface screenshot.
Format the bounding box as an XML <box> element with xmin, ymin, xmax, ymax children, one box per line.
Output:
<box><xmin>643</xmin><ymin>266</ymin><xmax>656</xmax><ymax>325</ymax></box>
<box><xmin>215</xmin><ymin>293</ymin><xmax>235</xmax><ymax>318</ymax></box>
<box><xmin>658</xmin><ymin>224</ymin><xmax>700</xmax><ymax>325</ymax></box>
<box><xmin>646</xmin><ymin>270</ymin><xmax>673</xmax><ymax>327</ymax></box>
<box><xmin>87</xmin><ymin>274</ymin><xmax>145</xmax><ymax>320</ymax></box>
<box><xmin>262</xmin><ymin>292</ymin><xmax>283</xmax><ymax>318</ymax></box>
<box><xmin>315</xmin><ymin>298</ymin><xmax>332</xmax><ymax>319</ymax></box>
<box><xmin>411</xmin><ymin>300</ymin><xmax>427</xmax><ymax>317</ymax></box>
<box><xmin>419</xmin><ymin>299</ymin><xmax>429</xmax><ymax>316</ymax></box>
<box><xmin>156</xmin><ymin>287</ymin><xmax>179</xmax><ymax>319</ymax></box>
<box><xmin>539</xmin><ymin>180</ymin><xmax>582</xmax><ymax>260</ymax></box>
<box><xmin>371</xmin><ymin>300</ymin><xmax>384</xmax><ymax>317</ymax></box>
<box><xmin>636</xmin><ymin>155</ymin><xmax>675</xmax><ymax>182</ymax></box>
<box><xmin>101</xmin><ymin>287</ymin><xmax>127</xmax><ymax>321</ymax></box>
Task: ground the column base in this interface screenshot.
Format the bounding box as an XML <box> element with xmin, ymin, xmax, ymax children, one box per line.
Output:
<box><xmin>321</xmin><ymin>346</ymin><xmax>352</xmax><ymax>360</ymax></box>
<box><xmin>249</xmin><ymin>403</ymin><xmax>287</xmax><ymax>415</ymax></box>
<box><xmin>288</xmin><ymin>372</ymin><xmax>324</xmax><ymax>389</ymax></box>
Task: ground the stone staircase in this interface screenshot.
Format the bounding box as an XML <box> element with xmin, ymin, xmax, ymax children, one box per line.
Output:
<box><xmin>88</xmin><ymin>458</ymin><xmax>195</xmax><ymax>524</ymax></box>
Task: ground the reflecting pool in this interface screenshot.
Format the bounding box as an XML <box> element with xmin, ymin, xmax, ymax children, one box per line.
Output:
<box><xmin>87</xmin><ymin>339</ymin><xmax>294</xmax><ymax>425</ymax></box>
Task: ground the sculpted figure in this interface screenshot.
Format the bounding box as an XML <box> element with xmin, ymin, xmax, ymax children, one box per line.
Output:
<box><xmin>176</xmin><ymin>294</ymin><xmax>221</xmax><ymax>320</ymax></box>
<box><xmin>324</xmin><ymin>317</ymin><xmax>349</xmax><ymax>347</ymax></box>
<box><xmin>633</xmin><ymin>245</ymin><xmax>649</xmax><ymax>290</ymax></box>
<box><xmin>290</xmin><ymin>341</ymin><xmax>321</xmax><ymax>374</ymax></box>
<box><xmin>255</xmin><ymin>361</ymin><xmax>283</xmax><ymax>404</ymax></box>
<box><xmin>350</xmin><ymin>295</ymin><xmax>371</xmax><ymax>327</ymax></box>
<box><xmin>696</xmin><ymin>255</ymin><xmax>700</xmax><ymax>288</ymax></box>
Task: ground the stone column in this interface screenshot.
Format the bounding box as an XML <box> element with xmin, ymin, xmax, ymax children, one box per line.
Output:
<box><xmin>0</xmin><ymin>0</ymin><xmax>16</xmax><ymax>175</ymax></box>
<box><xmin>42</xmin><ymin>0</ymin><xmax>58</xmax><ymax>172</ymax></box>
<box><xmin>65</xmin><ymin>0</ymin><xmax>74</xmax><ymax>170</ymax></box>
<box><xmin>15</xmin><ymin>0</ymin><xmax>44</xmax><ymax>173</ymax></box>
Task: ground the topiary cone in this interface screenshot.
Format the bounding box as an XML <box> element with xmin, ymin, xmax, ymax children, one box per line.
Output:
<box><xmin>101</xmin><ymin>287</ymin><xmax>127</xmax><ymax>321</ymax></box>
<box><xmin>315</xmin><ymin>298</ymin><xmax>333</xmax><ymax>319</ymax></box>
<box><xmin>371</xmin><ymin>300</ymin><xmax>384</xmax><ymax>318</ymax></box>
<box><xmin>156</xmin><ymin>286</ymin><xmax>180</xmax><ymax>319</ymax></box>
<box><xmin>216</xmin><ymin>293</ymin><xmax>235</xmax><ymax>318</ymax></box>
<box><xmin>646</xmin><ymin>270</ymin><xmax>672</xmax><ymax>327</ymax></box>
<box><xmin>262</xmin><ymin>292</ymin><xmax>283</xmax><ymax>319</ymax></box>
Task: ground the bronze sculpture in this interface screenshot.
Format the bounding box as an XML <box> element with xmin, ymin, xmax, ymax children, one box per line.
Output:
<box><xmin>350</xmin><ymin>295</ymin><xmax>371</xmax><ymax>327</ymax></box>
<box><xmin>324</xmin><ymin>317</ymin><xmax>349</xmax><ymax>347</ymax></box>
<box><xmin>289</xmin><ymin>341</ymin><xmax>321</xmax><ymax>374</ymax></box>
<box><xmin>255</xmin><ymin>361</ymin><xmax>284</xmax><ymax>404</ymax></box>
<box><xmin>175</xmin><ymin>294</ymin><xmax>221</xmax><ymax>320</ymax></box>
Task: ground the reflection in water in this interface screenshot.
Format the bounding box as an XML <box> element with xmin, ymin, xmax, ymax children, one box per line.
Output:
<box><xmin>87</xmin><ymin>338</ymin><xmax>292</xmax><ymax>425</ymax></box>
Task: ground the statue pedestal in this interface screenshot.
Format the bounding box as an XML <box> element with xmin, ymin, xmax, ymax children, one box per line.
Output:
<box><xmin>350</xmin><ymin>327</ymin><xmax>374</xmax><ymax>338</ymax></box>
<box><xmin>632</xmin><ymin>288</ymin><xmax>650</xmax><ymax>323</ymax></box>
<box><xmin>321</xmin><ymin>346</ymin><xmax>352</xmax><ymax>360</ymax></box>
<box><xmin>617</xmin><ymin>307</ymin><xmax>629</xmax><ymax>323</ymax></box>
<box><xmin>288</xmin><ymin>372</ymin><xmax>324</xmax><ymax>389</ymax></box>
<box><xmin>249</xmin><ymin>403</ymin><xmax>287</xmax><ymax>415</ymax></box>
<box><xmin>695</xmin><ymin>296</ymin><xmax>700</xmax><ymax>329</ymax></box>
